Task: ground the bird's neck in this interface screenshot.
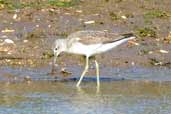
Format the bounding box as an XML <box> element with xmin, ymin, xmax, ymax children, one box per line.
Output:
<box><xmin>62</xmin><ymin>39</ymin><xmax>69</xmax><ymax>52</ymax></box>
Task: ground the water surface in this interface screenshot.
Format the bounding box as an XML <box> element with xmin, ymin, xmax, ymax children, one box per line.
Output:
<box><xmin>0</xmin><ymin>67</ymin><xmax>171</xmax><ymax>114</ymax></box>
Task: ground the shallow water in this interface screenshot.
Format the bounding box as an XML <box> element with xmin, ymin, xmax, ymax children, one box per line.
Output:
<box><xmin>0</xmin><ymin>81</ymin><xmax>171</xmax><ymax>114</ymax></box>
<box><xmin>0</xmin><ymin>67</ymin><xmax>171</xmax><ymax>114</ymax></box>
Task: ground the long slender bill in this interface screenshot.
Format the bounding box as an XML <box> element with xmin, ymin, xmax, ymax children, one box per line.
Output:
<box><xmin>50</xmin><ymin>53</ymin><xmax>58</xmax><ymax>75</ymax></box>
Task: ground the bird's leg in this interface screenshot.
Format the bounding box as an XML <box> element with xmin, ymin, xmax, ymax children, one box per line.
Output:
<box><xmin>76</xmin><ymin>56</ymin><xmax>89</xmax><ymax>87</ymax></box>
<box><xmin>94</xmin><ymin>60</ymin><xmax>100</xmax><ymax>88</ymax></box>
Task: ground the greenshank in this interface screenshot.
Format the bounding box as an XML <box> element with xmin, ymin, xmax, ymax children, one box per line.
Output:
<box><xmin>52</xmin><ymin>30</ymin><xmax>136</xmax><ymax>87</ymax></box>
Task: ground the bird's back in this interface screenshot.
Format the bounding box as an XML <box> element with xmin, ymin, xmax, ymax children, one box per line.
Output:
<box><xmin>67</xmin><ymin>30</ymin><xmax>134</xmax><ymax>45</ymax></box>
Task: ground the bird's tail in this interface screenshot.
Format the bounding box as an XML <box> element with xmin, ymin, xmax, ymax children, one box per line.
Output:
<box><xmin>121</xmin><ymin>33</ymin><xmax>136</xmax><ymax>40</ymax></box>
<box><xmin>114</xmin><ymin>33</ymin><xmax>136</xmax><ymax>42</ymax></box>
<box><xmin>96</xmin><ymin>33</ymin><xmax>136</xmax><ymax>53</ymax></box>
<box><xmin>103</xmin><ymin>33</ymin><xmax>136</xmax><ymax>44</ymax></box>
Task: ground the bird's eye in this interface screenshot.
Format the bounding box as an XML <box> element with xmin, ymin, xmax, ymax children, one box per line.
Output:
<box><xmin>55</xmin><ymin>47</ymin><xmax>58</xmax><ymax>51</ymax></box>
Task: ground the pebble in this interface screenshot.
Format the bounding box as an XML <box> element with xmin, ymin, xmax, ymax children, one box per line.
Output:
<box><xmin>0</xmin><ymin>47</ymin><xmax>9</xmax><ymax>52</ymax></box>
<box><xmin>84</xmin><ymin>20</ymin><xmax>95</xmax><ymax>24</ymax></box>
<box><xmin>13</xmin><ymin>14</ymin><xmax>17</xmax><ymax>20</ymax></box>
<box><xmin>148</xmin><ymin>51</ymin><xmax>153</xmax><ymax>54</ymax></box>
<box><xmin>48</xmin><ymin>24</ymin><xmax>51</xmax><ymax>28</ymax></box>
<box><xmin>0</xmin><ymin>39</ymin><xmax>15</xmax><ymax>46</ymax></box>
<box><xmin>131</xmin><ymin>62</ymin><xmax>135</xmax><ymax>66</ymax></box>
<box><xmin>159</xmin><ymin>49</ymin><xmax>169</xmax><ymax>54</ymax></box>
<box><xmin>65</xmin><ymin>13</ymin><xmax>71</xmax><ymax>15</ymax></box>
<box><xmin>0</xmin><ymin>4</ymin><xmax>4</xmax><ymax>9</ymax></box>
<box><xmin>1</xmin><ymin>29</ymin><xmax>15</xmax><ymax>33</ymax></box>
<box><xmin>7</xmin><ymin>52</ymin><xmax>12</xmax><ymax>55</ymax></box>
<box><xmin>24</xmin><ymin>76</ymin><xmax>32</xmax><ymax>84</ymax></box>
<box><xmin>6</xmin><ymin>59</ymin><xmax>11</xmax><ymax>62</ymax></box>
<box><xmin>60</xmin><ymin>68</ymin><xmax>72</xmax><ymax>76</ymax></box>
<box><xmin>76</xmin><ymin>10</ymin><xmax>83</xmax><ymax>13</ymax></box>
<box><xmin>23</xmin><ymin>40</ymin><xmax>28</xmax><ymax>43</ymax></box>
<box><xmin>4</xmin><ymin>39</ymin><xmax>14</xmax><ymax>44</ymax></box>
<box><xmin>121</xmin><ymin>15</ymin><xmax>127</xmax><ymax>19</ymax></box>
<box><xmin>36</xmin><ymin>24</ymin><xmax>39</xmax><ymax>27</ymax></box>
<box><xmin>128</xmin><ymin>40</ymin><xmax>139</xmax><ymax>46</ymax></box>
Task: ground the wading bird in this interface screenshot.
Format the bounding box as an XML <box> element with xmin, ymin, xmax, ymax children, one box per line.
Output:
<box><xmin>52</xmin><ymin>30</ymin><xmax>136</xmax><ymax>88</ymax></box>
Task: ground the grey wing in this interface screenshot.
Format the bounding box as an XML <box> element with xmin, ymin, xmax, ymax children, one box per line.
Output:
<box><xmin>67</xmin><ymin>30</ymin><xmax>119</xmax><ymax>44</ymax></box>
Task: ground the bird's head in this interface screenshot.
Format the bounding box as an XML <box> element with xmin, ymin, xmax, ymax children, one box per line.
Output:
<box><xmin>52</xmin><ymin>39</ymin><xmax>67</xmax><ymax>63</ymax></box>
